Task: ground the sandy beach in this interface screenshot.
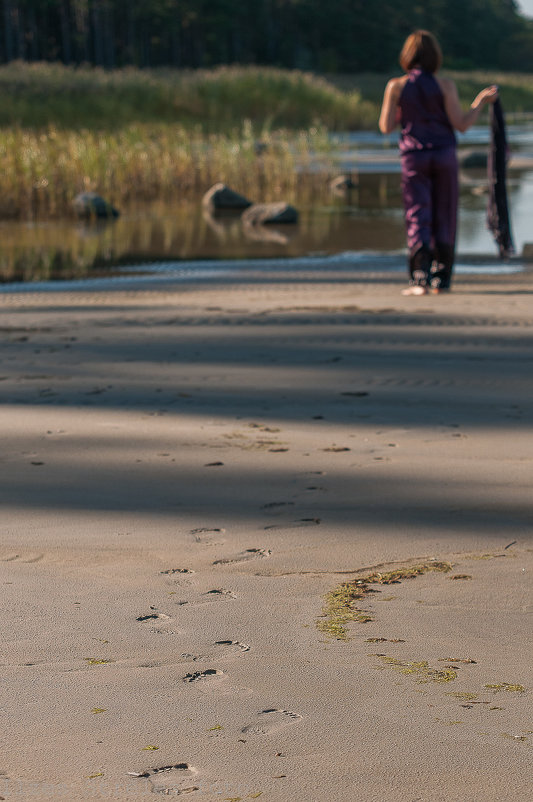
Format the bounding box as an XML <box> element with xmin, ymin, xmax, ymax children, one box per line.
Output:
<box><xmin>1</xmin><ymin>259</ymin><xmax>532</xmax><ymax>801</ymax></box>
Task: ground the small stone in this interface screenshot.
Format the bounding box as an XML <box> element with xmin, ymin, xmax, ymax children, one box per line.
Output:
<box><xmin>73</xmin><ymin>192</ymin><xmax>119</xmax><ymax>219</ymax></box>
<box><xmin>242</xmin><ymin>202</ymin><xmax>298</xmax><ymax>225</ymax></box>
<box><xmin>329</xmin><ymin>173</ymin><xmax>358</xmax><ymax>193</ymax></box>
<box><xmin>202</xmin><ymin>183</ymin><xmax>252</xmax><ymax>212</ymax></box>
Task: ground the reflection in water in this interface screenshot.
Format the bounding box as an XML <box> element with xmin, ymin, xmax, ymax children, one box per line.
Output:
<box><xmin>0</xmin><ymin>167</ymin><xmax>531</xmax><ymax>283</ymax></box>
<box><xmin>0</xmin><ymin>174</ymin><xmax>405</xmax><ymax>282</ymax></box>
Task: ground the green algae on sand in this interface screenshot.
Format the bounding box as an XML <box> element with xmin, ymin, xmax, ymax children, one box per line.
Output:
<box><xmin>372</xmin><ymin>654</ymin><xmax>458</xmax><ymax>684</ymax></box>
<box><xmin>316</xmin><ymin>561</ymin><xmax>452</xmax><ymax>640</ymax></box>
<box><xmin>485</xmin><ymin>683</ymin><xmax>526</xmax><ymax>693</ymax></box>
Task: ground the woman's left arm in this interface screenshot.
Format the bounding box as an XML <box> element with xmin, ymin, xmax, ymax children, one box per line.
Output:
<box><xmin>438</xmin><ymin>78</ymin><xmax>498</xmax><ymax>132</ymax></box>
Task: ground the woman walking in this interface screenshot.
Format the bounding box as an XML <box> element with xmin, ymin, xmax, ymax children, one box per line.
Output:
<box><xmin>379</xmin><ymin>30</ymin><xmax>498</xmax><ymax>294</ymax></box>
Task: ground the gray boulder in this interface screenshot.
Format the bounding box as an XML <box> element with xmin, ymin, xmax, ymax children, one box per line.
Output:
<box><xmin>242</xmin><ymin>202</ymin><xmax>298</xmax><ymax>225</ymax></box>
<box><xmin>73</xmin><ymin>192</ymin><xmax>119</xmax><ymax>219</ymax></box>
<box><xmin>202</xmin><ymin>183</ymin><xmax>252</xmax><ymax>212</ymax></box>
<box><xmin>459</xmin><ymin>151</ymin><xmax>488</xmax><ymax>169</ymax></box>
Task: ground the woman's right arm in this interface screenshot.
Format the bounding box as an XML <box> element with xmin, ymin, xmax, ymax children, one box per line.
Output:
<box><xmin>438</xmin><ymin>78</ymin><xmax>498</xmax><ymax>133</ymax></box>
<box><xmin>379</xmin><ymin>79</ymin><xmax>403</xmax><ymax>134</ymax></box>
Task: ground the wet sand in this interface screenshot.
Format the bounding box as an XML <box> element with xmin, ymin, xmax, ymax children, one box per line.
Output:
<box><xmin>1</xmin><ymin>261</ymin><xmax>532</xmax><ymax>801</ymax></box>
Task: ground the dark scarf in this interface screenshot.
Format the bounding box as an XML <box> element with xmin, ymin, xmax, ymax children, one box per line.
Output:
<box><xmin>487</xmin><ymin>98</ymin><xmax>514</xmax><ymax>259</ymax></box>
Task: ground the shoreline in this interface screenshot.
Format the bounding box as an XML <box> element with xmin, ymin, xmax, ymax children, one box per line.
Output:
<box><xmin>1</xmin><ymin>268</ymin><xmax>532</xmax><ymax>801</ymax></box>
<box><xmin>0</xmin><ymin>252</ymin><xmax>530</xmax><ymax>296</ymax></box>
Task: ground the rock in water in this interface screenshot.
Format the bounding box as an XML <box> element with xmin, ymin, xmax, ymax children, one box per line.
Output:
<box><xmin>73</xmin><ymin>192</ymin><xmax>120</xmax><ymax>219</ymax></box>
<box><xmin>329</xmin><ymin>174</ymin><xmax>358</xmax><ymax>192</ymax></box>
<box><xmin>202</xmin><ymin>183</ymin><xmax>252</xmax><ymax>212</ymax></box>
<box><xmin>242</xmin><ymin>202</ymin><xmax>298</xmax><ymax>225</ymax></box>
<box><xmin>459</xmin><ymin>151</ymin><xmax>488</xmax><ymax>169</ymax></box>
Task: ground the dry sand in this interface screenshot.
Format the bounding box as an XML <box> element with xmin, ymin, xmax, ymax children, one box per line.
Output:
<box><xmin>1</xmin><ymin>260</ymin><xmax>532</xmax><ymax>801</ymax></box>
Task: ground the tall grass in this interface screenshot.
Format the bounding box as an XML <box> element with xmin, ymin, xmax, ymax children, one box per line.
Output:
<box><xmin>0</xmin><ymin>122</ymin><xmax>333</xmax><ymax>219</ymax></box>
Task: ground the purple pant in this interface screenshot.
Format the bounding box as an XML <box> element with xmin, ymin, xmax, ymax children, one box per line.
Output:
<box><xmin>401</xmin><ymin>146</ymin><xmax>458</xmax><ymax>289</ymax></box>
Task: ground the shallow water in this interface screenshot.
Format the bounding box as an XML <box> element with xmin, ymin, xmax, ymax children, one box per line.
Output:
<box><xmin>1</xmin><ymin>124</ymin><xmax>532</xmax><ymax>283</ymax></box>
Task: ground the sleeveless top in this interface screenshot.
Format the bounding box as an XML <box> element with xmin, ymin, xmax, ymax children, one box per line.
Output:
<box><xmin>398</xmin><ymin>69</ymin><xmax>456</xmax><ymax>154</ymax></box>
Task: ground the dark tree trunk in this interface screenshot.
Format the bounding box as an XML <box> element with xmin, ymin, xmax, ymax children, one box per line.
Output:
<box><xmin>103</xmin><ymin>1</ymin><xmax>115</xmax><ymax>68</ymax></box>
<box><xmin>60</xmin><ymin>1</ymin><xmax>72</xmax><ymax>64</ymax></box>
<box><xmin>73</xmin><ymin>0</ymin><xmax>91</xmax><ymax>63</ymax></box>
<box><xmin>3</xmin><ymin>0</ymin><xmax>14</xmax><ymax>62</ymax></box>
<box><xmin>170</xmin><ymin>23</ymin><xmax>181</xmax><ymax>67</ymax></box>
<box><xmin>126</xmin><ymin>4</ymin><xmax>136</xmax><ymax>65</ymax></box>
<box><xmin>92</xmin><ymin>1</ymin><xmax>105</xmax><ymax>66</ymax></box>
<box><xmin>26</xmin><ymin>5</ymin><xmax>39</xmax><ymax>61</ymax></box>
<box><xmin>14</xmin><ymin>2</ymin><xmax>26</xmax><ymax>60</ymax></box>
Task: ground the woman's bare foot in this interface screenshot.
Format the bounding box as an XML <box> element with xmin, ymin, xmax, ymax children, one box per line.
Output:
<box><xmin>401</xmin><ymin>285</ymin><xmax>427</xmax><ymax>296</ymax></box>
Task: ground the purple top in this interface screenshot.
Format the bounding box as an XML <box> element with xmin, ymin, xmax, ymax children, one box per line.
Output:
<box><xmin>398</xmin><ymin>69</ymin><xmax>456</xmax><ymax>154</ymax></box>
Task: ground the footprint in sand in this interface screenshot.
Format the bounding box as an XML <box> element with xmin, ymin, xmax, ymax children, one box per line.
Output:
<box><xmin>176</xmin><ymin>588</ymin><xmax>236</xmax><ymax>607</ymax></box>
<box><xmin>183</xmin><ymin>669</ymin><xmax>253</xmax><ymax>698</ymax></box>
<box><xmin>241</xmin><ymin>708</ymin><xmax>302</xmax><ymax>735</ymax></box>
<box><xmin>128</xmin><ymin>762</ymin><xmax>199</xmax><ymax>795</ymax></box>
<box><xmin>214</xmin><ymin>639</ymin><xmax>251</xmax><ymax>654</ymax></box>
<box><xmin>136</xmin><ymin>609</ymin><xmax>172</xmax><ymax>623</ymax></box>
<box><xmin>136</xmin><ymin>609</ymin><xmax>178</xmax><ymax>635</ymax></box>
<box><xmin>183</xmin><ymin>669</ymin><xmax>225</xmax><ymax>684</ymax></box>
<box><xmin>264</xmin><ymin>519</ymin><xmax>320</xmax><ymax>530</ymax></box>
<box><xmin>190</xmin><ymin>528</ymin><xmax>226</xmax><ymax>546</ymax></box>
<box><xmin>160</xmin><ymin>568</ymin><xmax>196</xmax><ymax>589</ymax></box>
<box><xmin>1</xmin><ymin>552</ymin><xmax>44</xmax><ymax>563</ymax></box>
<box><xmin>182</xmin><ymin>641</ymin><xmax>251</xmax><ymax>663</ymax></box>
<box><xmin>160</xmin><ymin>568</ymin><xmax>195</xmax><ymax>576</ymax></box>
<box><xmin>213</xmin><ymin>548</ymin><xmax>271</xmax><ymax>566</ymax></box>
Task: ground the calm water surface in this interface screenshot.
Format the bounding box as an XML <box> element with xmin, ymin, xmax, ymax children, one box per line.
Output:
<box><xmin>2</xmin><ymin>124</ymin><xmax>533</xmax><ymax>284</ymax></box>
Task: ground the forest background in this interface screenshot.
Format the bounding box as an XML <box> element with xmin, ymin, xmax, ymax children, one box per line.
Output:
<box><xmin>2</xmin><ymin>0</ymin><xmax>533</xmax><ymax>72</ymax></box>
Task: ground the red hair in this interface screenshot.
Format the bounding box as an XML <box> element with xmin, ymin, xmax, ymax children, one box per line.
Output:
<box><xmin>399</xmin><ymin>30</ymin><xmax>442</xmax><ymax>73</ymax></box>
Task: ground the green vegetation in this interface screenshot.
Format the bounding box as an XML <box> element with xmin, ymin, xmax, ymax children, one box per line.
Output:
<box><xmin>1</xmin><ymin>63</ymin><xmax>533</xmax><ymax>222</ymax></box>
<box><xmin>3</xmin><ymin>64</ymin><xmax>533</xmax><ymax>134</ymax></box>
<box><xmin>0</xmin><ymin>63</ymin><xmax>373</xmax><ymax>131</ymax></box>
<box><xmin>485</xmin><ymin>683</ymin><xmax>526</xmax><ymax>693</ymax></box>
<box><xmin>317</xmin><ymin>561</ymin><xmax>452</xmax><ymax>640</ymax></box>
<box><xmin>372</xmin><ymin>655</ymin><xmax>458</xmax><ymax>684</ymax></box>
<box><xmin>2</xmin><ymin>0</ymin><xmax>533</xmax><ymax>73</ymax></box>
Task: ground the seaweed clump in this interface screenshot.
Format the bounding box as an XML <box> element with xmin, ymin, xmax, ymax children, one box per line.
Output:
<box><xmin>485</xmin><ymin>683</ymin><xmax>526</xmax><ymax>693</ymax></box>
<box><xmin>372</xmin><ymin>655</ymin><xmax>458</xmax><ymax>683</ymax></box>
<box><xmin>316</xmin><ymin>561</ymin><xmax>452</xmax><ymax>640</ymax></box>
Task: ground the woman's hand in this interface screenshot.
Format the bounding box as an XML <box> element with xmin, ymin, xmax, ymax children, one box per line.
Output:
<box><xmin>473</xmin><ymin>85</ymin><xmax>499</xmax><ymax>108</ymax></box>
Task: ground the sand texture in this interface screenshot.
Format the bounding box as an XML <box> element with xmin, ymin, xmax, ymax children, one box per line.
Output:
<box><xmin>1</xmin><ymin>262</ymin><xmax>532</xmax><ymax>801</ymax></box>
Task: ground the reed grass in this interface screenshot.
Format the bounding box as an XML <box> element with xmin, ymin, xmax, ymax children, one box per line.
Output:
<box><xmin>0</xmin><ymin>122</ymin><xmax>333</xmax><ymax>219</ymax></box>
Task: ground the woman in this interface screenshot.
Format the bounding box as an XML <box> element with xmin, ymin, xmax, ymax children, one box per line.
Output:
<box><xmin>379</xmin><ymin>30</ymin><xmax>498</xmax><ymax>294</ymax></box>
